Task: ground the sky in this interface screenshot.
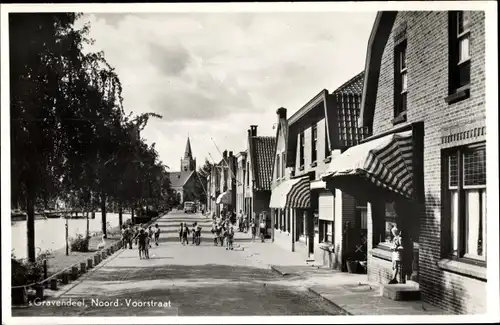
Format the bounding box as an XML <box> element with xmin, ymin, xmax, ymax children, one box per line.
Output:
<box><xmin>75</xmin><ymin>11</ymin><xmax>377</xmax><ymax>171</ymax></box>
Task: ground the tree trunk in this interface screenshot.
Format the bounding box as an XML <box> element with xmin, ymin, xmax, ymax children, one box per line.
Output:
<box><xmin>26</xmin><ymin>185</ymin><xmax>36</xmax><ymax>262</ymax></box>
<box><xmin>101</xmin><ymin>193</ymin><xmax>107</xmax><ymax>238</ymax></box>
<box><xmin>131</xmin><ymin>204</ymin><xmax>135</xmax><ymax>224</ymax></box>
<box><xmin>118</xmin><ymin>204</ymin><xmax>123</xmax><ymax>229</ymax></box>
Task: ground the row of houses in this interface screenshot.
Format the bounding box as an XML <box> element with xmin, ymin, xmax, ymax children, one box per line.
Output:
<box><xmin>206</xmin><ymin>11</ymin><xmax>487</xmax><ymax>315</ymax></box>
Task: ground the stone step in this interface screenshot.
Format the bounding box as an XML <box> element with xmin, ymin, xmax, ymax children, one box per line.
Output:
<box><xmin>381</xmin><ymin>283</ymin><xmax>421</xmax><ymax>301</ymax></box>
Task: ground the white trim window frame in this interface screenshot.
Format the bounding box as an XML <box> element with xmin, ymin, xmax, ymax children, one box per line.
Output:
<box><xmin>447</xmin><ymin>143</ymin><xmax>486</xmax><ymax>263</ymax></box>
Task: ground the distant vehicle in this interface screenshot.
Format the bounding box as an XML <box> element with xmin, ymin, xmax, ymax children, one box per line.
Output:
<box><xmin>184</xmin><ymin>201</ymin><xmax>196</xmax><ymax>214</ymax></box>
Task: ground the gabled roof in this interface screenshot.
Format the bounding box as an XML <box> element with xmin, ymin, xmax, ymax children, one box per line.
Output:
<box><xmin>333</xmin><ymin>71</ymin><xmax>365</xmax><ymax>95</ymax></box>
<box><xmin>359</xmin><ymin>11</ymin><xmax>398</xmax><ymax>128</ymax></box>
<box><xmin>169</xmin><ymin>171</ymin><xmax>195</xmax><ymax>188</ymax></box>
<box><xmin>249</xmin><ymin>136</ymin><xmax>276</xmax><ymax>191</ymax></box>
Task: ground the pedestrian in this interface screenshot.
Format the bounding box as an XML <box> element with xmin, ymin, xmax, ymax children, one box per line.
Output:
<box><xmin>135</xmin><ymin>228</ymin><xmax>148</xmax><ymax>260</ymax></box>
<box><xmin>179</xmin><ymin>222</ymin><xmax>184</xmax><ymax>243</ymax></box>
<box><xmin>226</xmin><ymin>224</ymin><xmax>234</xmax><ymax>250</ymax></box>
<box><xmin>121</xmin><ymin>226</ymin><xmax>127</xmax><ymax>249</ymax></box>
<box><xmin>181</xmin><ymin>223</ymin><xmax>190</xmax><ymax>245</ymax></box>
<box><xmin>148</xmin><ymin>225</ymin><xmax>154</xmax><ymax>248</ymax></box>
<box><xmin>134</xmin><ymin>226</ymin><xmax>140</xmax><ymax>247</ymax></box>
<box><xmin>250</xmin><ymin>218</ymin><xmax>257</xmax><ymax>242</ymax></box>
<box><xmin>259</xmin><ymin>213</ymin><xmax>266</xmax><ymax>243</ymax></box>
<box><xmin>211</xmin><ymin>222</ymin><xmax>218</xmax><ymax>246</ymax></box>
<box><xmin>191</xmin><ymin>222</ymin><xmax>198</xmax><ymax>245</ymax></box>
<box><xmin>195</xmin><ymin>224</ymin><xmax>202</xmax><ymax>245</ymax></box>
<box><xmin>154</xmin><ymin>223</ymin><xmax>160</xmax><ymax>246</ymax></box>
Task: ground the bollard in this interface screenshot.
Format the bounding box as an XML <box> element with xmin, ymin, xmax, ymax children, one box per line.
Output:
<box><xmin>50</xmin><ymin>278</ymin><xmax>58</xmax><ymax>290</ymax></box>
<box><xmin>87</xmin><ymin>258</ymin><xmax>93</xmax><ymax>269</ymax></box>
<box><xmin>61</xmin><ymin>272</ymin><xmax>69</xmax><ymax>284</ymax></box>
<box><xmin>71</xmin><ymin>266</ymin><xmax>79</xmax><ymax>280</ymax></box>
<box><xmin>94</xmin><ymin>254</ymin><xmax>100</xmax><ymax>265</ymax></box>
<box><xmin>80</xmin><ymin>262</ymin><xmax>87</xmax><ymax>273</ymax></box>
<box><xmin>35</xmin><ymin>285</ymin><xmax>44</xmax><ymax>300</ymax></box>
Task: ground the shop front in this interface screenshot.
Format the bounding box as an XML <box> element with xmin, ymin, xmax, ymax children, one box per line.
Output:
<box><xmin>216</xmin><ymin>190</ymin><xmax>233</xmax><ymax>217</ymax></box>
<box><xmin>321</xmin><ymin>125</ymin><xmax>423</xmax><ymax>284</ymax></box>
<box><xmin>269</xmin><ymin>176</ymin><xmax>313</xmax><ymax>261</ymax></box>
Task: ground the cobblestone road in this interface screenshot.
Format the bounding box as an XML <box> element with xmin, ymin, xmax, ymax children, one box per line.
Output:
<box><xmin>12</xmin><ymin>211</ymin><xmax>343</xmax><ymax>316</ymax></box>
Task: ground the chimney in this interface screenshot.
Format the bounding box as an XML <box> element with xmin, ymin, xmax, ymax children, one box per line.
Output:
<box><xmin>229</xmin><ymin>151</ymin><xmax>233</xmax><ymax>157</ymax></box>
<box><xmin>250</xmin><ymin>125</ymin><xmax>258</xmax><ymax>137</ymax></box>
<box><xmin>277</xmin><ymin>107</ymin><xmax>287</xmax><ymax>119</ymax></box>
<box><xmin>223</xmin><ymin>150</ymin><xmax>228</xmax><ymax>159</ymax></box>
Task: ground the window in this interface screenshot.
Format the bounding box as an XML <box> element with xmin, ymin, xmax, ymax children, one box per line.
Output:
<box><xmin>311</xmin><ymin>124</ymin><xmax>318</xmax><ymax>163</ymax></box>
<box><xmin>394</xmin><ymin>40</ymin><xmax>407</xmax><ymax>118</ymax></box>
<box><xmin>319</xmin><ymin>220</ymin><xmax>333</xmax><ymax>243</ymax></box>
<box><xmin>281</xmin><ymin>152</ymin><xmax>285</xmax><ymax>179</ymax></box>
<box><xmin>445</xmin><ymin>143</ymin><xmax>486</xmax><ymax>262</ymax></box>
<box><xmin>299</xmin><ymin>131</ymin><xmax>305</xmax><ymax>167</ymax></box>
<box><xmin>383</xmin><ymin>202</ymin><xmax>398</xmax><ymax>244</ymax></box>
<box><xmin>276</xmin><ymin>154</ymin><xmax>280</xmax><ymax>179</ymax></box>
<box><xmin>449</xmin><ymin>11</ymin><xmax>471</xmax><ymax>94</ymax></box>
<box><xmin>325</xmin><ymin>124</ymin><xmax>330</xmax><ymax>158</ymax></box>
<box><xmin>246</xmin><ymin>161</ymin><xmax>250</xmax><ymax>185</ymax></box>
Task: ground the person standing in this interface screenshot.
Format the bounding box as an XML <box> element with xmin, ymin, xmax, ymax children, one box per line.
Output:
<box><xmin>226</xmin><ymin>223</ymin><xmax>235</xmax><ymax>250</ymax></box>
<box><xmin>259</xmin><ymin>213</ymin><xmax>266</xmax><ymax>243</ymax></box>
<box><xmin>181</xmin><ymin>223</ymin><xmax>190</xmax><ymax>245</ymax></box>
<box><xmin>191</xmin><ymin>222</ymin><xmax>198</xmax><ymax>245</ymax></box>
<box><xmin>154</xmin><ymin>223</ymin><xmax>160</xmax><ymax>246</ymax></box>
<box><xmin>179</xmin><ymin>222</ymin><xmax>184</xmax><ymax>243</ymax></box>
<box><xmin>250</xmin><ymin>218</ymin><xmax>257</xmax><ymax>243</ymax></box>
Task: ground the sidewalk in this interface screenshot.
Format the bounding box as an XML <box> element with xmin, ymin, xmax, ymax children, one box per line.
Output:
<box><xmin>235</xmin><ymin>230</ymin><xmax>451</xmax><ymax>316</ymax></box>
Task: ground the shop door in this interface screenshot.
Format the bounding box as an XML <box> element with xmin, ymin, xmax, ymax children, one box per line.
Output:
<box><xmin>318</xmin><ymin>191</ymin><xmax>334</xmax><ymax>244</ymax></box>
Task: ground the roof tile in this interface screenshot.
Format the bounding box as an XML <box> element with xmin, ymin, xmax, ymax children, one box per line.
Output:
<box><xmin>250</xmin><ymin>136</ymin><xmax>276</xmax><ymax>191</ymax></box>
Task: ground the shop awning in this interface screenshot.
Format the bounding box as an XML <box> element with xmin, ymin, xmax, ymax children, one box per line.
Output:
<box><xmin>321</xmin><ymin>130</ymin><xmax>413</xmax><ymax>198</ymax></box>
<box><xmin>269</xmin><ymin>176</ymin><xmax>310</xmax><ymax>209</ymax></box>
<box><xmin>216</xmin><ymin>191</ymin><xmax>232</xmax><ymax>205</ymax></box>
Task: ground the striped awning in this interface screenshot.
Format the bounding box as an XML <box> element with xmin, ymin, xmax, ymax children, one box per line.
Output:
<box><xmin>216</xmin><ymin>191</ymin><xmax>232</xmax><ymax>205</ymax></box>
<box><xmin>321</xmin><ymin>130</ymin><xmax>413</xmax><ymax>198</ymax></box>
<box><xmin>269</xmin><ymin>176</ymin><xmax>310</xmax><ymax>209</ymax></box>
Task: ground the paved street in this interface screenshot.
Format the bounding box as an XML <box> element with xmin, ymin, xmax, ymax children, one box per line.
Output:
<box><xmin>13</xmin><ymin>211</ymin><xmax>344</xmax><ymax>316</ymax></box>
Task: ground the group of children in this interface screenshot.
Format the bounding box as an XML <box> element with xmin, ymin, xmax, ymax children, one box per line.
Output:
<box><xmin>178</xmin><ymin>222</ymin><xmax>202</xmax><ymax>246</ymax></box>
<box><xmin>211</xmin><ymin>217</ymin><xmax>235</xmax><ymax>250</ymax></box>
<box><xmin>121</xmin><ymin>223</ymin><xmax>161</xmax><ymax>260</ymax></box>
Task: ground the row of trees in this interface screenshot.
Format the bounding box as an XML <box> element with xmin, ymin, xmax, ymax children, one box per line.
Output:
<box><xmin>10</xmin><ymin>13</ymin><xmax>172</xmax><ymax>262</ymax></box>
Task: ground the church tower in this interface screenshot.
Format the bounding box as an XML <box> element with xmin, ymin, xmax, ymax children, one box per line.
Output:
<box><xmin>181</xmin><ymin>136</ymin><xmax>196</xmax><ymax>173</ymax></box>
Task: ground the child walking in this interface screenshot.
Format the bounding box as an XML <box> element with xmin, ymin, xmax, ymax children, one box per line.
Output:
<box><xmin>154</xmin><ymin>223</ymin><xmax>160</xmax><ymax>246</ymax></box>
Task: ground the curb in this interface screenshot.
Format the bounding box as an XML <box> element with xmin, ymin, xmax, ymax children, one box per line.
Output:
<box><xmin>307</xmin><ymin>287</ymin><xmax>352</xmax><ymax>316</ymax></box>
<box><xmin>270</xmin><ymin>265</ymin><xmax>290</xmax><ymax>276</ymax></box>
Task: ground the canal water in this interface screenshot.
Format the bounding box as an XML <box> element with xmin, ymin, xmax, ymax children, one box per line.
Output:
<box><xmin>11</xmin><ymin>212</ymin><xmax>132</xmax><ymax>259</ymax></box>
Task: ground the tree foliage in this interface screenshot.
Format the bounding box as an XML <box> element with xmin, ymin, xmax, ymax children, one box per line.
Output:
<box><xmin>10</xmin><ymin>13</ymin><xmax>171</xmax><ymax>261</ymax></box>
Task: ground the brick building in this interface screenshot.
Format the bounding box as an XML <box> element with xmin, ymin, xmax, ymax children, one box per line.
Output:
<box><xmin>322</xmin><ymin>11</ymin><xmax>486</xmax><ymax>314</ymax></box>
<box><xmin>243</xmin><ymin>125</ymin><xmax>276</xmax><ymax>234</ymax></box>
<box><xmin>206</xmin><ymin>150</ymin><xmax>237</xmax><ymax>217</ymax></box>
<box><xmin>269</xmin><ymin>73</ymin><xmax>366</xmax><ymax>268</ymax></box>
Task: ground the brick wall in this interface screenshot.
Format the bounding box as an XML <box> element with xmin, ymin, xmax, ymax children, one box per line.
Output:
<box><xmin>368</xmin><ymin>11</ymin><xmax>486</xmax><ymax>314</ymax></box>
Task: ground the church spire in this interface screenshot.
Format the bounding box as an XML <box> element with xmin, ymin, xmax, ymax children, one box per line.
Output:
<box><xmin>184</xmin><ymin>136</ymin><xmax>193</xmax><ymax>159</ymax></box>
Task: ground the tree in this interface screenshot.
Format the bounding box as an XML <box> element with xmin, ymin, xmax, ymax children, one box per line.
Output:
<box><xmin>10</xmin><ymin>13</ymin><xmax>92</xmax><ymax>261</ymax></box>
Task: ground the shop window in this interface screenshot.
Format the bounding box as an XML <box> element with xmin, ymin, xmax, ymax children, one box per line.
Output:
<box><xmin>383</xmin><ymin>202</ymin><xmax>398</xmax><ymax>244</ymax></box>
<box><xmin>444</xmin><ymin>143</ymin><xmax>486</xmax><ymax>262</ymax></box>
<box><xmin>319</xmin><ymin>220</ymin><xmax>333</xmax><ymax>243</ymax></box>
